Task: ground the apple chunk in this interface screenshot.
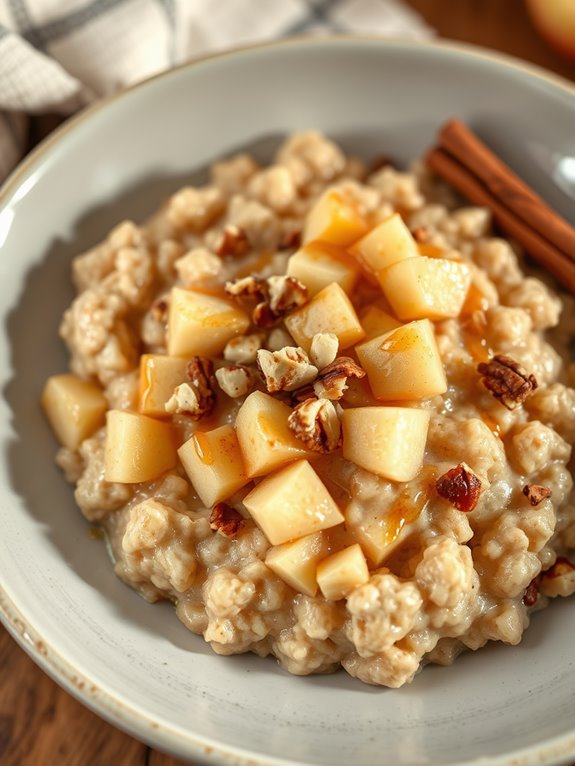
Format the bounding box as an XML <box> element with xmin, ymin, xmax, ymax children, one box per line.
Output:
<box><xmin>235</xmin><ymin>390</ymin><xmax>311</xmax><ymax>478</ymax></box>
<box><xmin>243</xmin><ymin>459</ymin><xmax>344</xmax><ymax>545</ymax></box>
<box><xmin>341</xmin><ymin>406</ymin><xmax>430</xmax><ymax>482</ymax></box>
<box><xmin>178</xmin><ymin>424</ymin><xmax>249</xmax><ymax>507</ymax></box>
<box><xmin>359</xmin><ymin>305</ymin><xmax>401</xmax><ymax>340</ymax></box>
<box><xmin>284</xmin><ymin>282</ymin><xmax>365</xmax><ymax>352</ymax></box>
<box><xmin>287</xmin><ymin>241</ymin><xmax>360</xmax><ymax>297</ymax></box>
<box><xmin>42</xmin><ymin>374</ymin><xmax>107</xmax><ymax>450</ymax></box>
<box><xmin>139</xmin><ymin>354</ymin><xmax>189</xmax><ymax>417</ymax></box>
<box><xmin>356</xmin><ymin>319</ymin><xmax>447</xmax><ymax>401</ymax></box>
<box><xmin>104</xmin><ymin>410</ymin><xmax>177</xmax><ymax>483</ymax></box>
<box><xmin>265</xmin><ymin>531</ymin><xmax>330</xmax><ymax>597</ymax></box>
<box><xmin>303</xmin><ymin>189</ymin><xmax>368</xmax><ymax>247</ymax></box>
<box><xmin>167</xmin><ymin>287</ymin><xmax>250</xmax><ymax>357</ymax></box>
<box><xmin>349</xmin><ymin>213</ymin><xmax>419</xmax><ymax>276</ymax></box>
<box><xmin>316</xmin><ymin>544</ymin><xmax>370</xmax><ymax>601</ymax></box>
<box><xmin>380</xmin><ymin>256</ymin><xmax>471</xmax><ymax>321</ymax></box>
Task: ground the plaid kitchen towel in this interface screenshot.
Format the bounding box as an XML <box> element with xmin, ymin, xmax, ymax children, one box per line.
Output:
<box><xmin>0</xmin><ymin>0</ymin><xmax>432</xmax><ymax>182</ymax></box>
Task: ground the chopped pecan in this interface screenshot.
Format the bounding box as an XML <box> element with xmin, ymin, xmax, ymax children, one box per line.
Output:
<box><xmin>288</xmin><ymin>397</ymin><xmax>342</xmax><ymax>453</ymax></box>
<box><xmin>367</xmin><ymin>154</ymin><xmax>396</xmax><ymax>174</ymax></box>
<box><xmin>215</xmin><ymin>225</ymin><xmax>250</xmax><ymax>257</ymax></box>
<box><xmin>223</xmin><ymin>333</ymin><xmax>264</xmax><ymax>364</ymax></box>
<box><xmin>225</xmin><ymin>275</ymin><xmax>308</xmax><ymax>328</ymax></box>
<box><xmin>477</xmin><ymin>354</ymin><xmax>537</xmax><ymax>410</ymax></box>
<box><xmin>210</xmin><ymin>503</ymin><xmax>246</xmax><ymax>537</ymax></box>
<box><xmin>540</xmin><ymin>557</ymin><xmax>575</xmax><ymax>598</ymax></box>
<box><xmin>435</xmin><ymin>463</ymin><xmax>482</xmax><ymax>512</ymax></box>
<box><xmin>215</xmin><ymin>365</ymin><xmax>255</xmax><ymax>398</ymax></box>
<box><xmin>523</xmin><ymin>575</ymin><xmax>541</xmax><ymax>607</ymax></box>
<box><xmin>522</xmin><ymin>484</ymin><xmax>552</xmax><ymax>506</ymax></box>
<box><xmin>257</xmin><ymin>347</ymin><xmax>318</xmax><ymax>393</ymax></box>
<box><xmin>165</xmin><ymin>357</ymin><xmax>215</xmax><ymax>419</ymax></box>
<box><xmin>313</xmin><ymin>357</ymin><xmax>366</xmax><ymax>401</ymax></box>
<box><xmin>309</xmin><ymin>332</ymin><xmax>339</xmax><ymax>371</ymax></box>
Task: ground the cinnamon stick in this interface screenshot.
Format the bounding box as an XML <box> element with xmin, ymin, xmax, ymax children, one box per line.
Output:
<box><xmin>426</xmin><ymin>147</ymin><xmax>575</xmax><ymax>294</ymax></box>
<box><xmin>439</xmin><ymin>119</ymin><xmax>575</xmax><ymax>260</ymax></box>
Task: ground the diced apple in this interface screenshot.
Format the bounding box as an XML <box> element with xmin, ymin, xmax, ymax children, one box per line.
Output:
<box><xmin>235</xmin><ymin>391</ymin><xmax>311</xmax><ymax>478</ymax></box>
<box><xmin>356</xmin><ymin>319</ymin><xmax>447</xmax><ymax>401</ymax></box>
<box><xmin>178</xmin><ymin>424</ymin><xmax>248</xmax><ymax>507</ymax></box>
<box><xmin>287</xmin><ymin>241</ymin><xmax>360</xmax><ymax>297</ymax></box>
<box><xmin>42</xmin><ymin>374</ymin><xmax>107</xmax><ymax>450</ymax></box>
<box><xmin>265</xmin><ymin>531</ymin><xmax>330</xmax><ymax>596</ymax></box>
<box><xmin>316</xmin><ymin>544</ymin><xmax>369</xmax><ymax>601</ymax></box>
<box><xmin>359</xmin><ymin>305</ymin><xmax>401</xmax><ymax>340</ymax></box>
<box><xmin>104</xmin><ymin>410</ymin><xmax>177</xmax><ymax>483</ymax></box>
<box><xmin>284</xmin><ymin>282</ymin><xmax>365</xmax><ymax>352</ymax></box>
<box><xmin>167</xmin><ymin>287</ymin><xmax>250</xmax><ymax>357</ymax></box>
<box><xmin>243</xmin><ymin>459</ymin><xmax>344</xmax><ymax>545</ymax></box>
<box><xmin>341</xmin><ymin>406</ymin><xmax>430</xmax><ymax>482</ymax></box>
<box><xmin>349</xmin><ymin>213</ymin><xmax>419</xmax><ymax>278</ymax></box>
<box><xmin>345</xmin><ymin>482</ymin><xmax>428</xmax><ymax>566</ymax></box>
<box><xmin>379</xmin><ymin>256</ymin><xmax>471</xmax><ymax>321</ymax></box>
<box><xmin>303</xmin><ymin>189</ymin><xmax>368</xmax><ymax>247</ymax></box>
<box><xmin>139</xmin><ymin>354</ymin><xmax>190</xmax><ymax>417</ymax></box>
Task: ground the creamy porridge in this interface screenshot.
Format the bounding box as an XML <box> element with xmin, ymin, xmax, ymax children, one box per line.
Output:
<box><xmin>42</xmin><ymin>132</ymin><xmax>575</xmax><ymax>687</ymax></box>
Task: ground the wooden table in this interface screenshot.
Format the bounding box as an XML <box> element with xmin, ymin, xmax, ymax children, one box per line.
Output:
<box><xmin>2</xmin><ymin>2</ymin><xmax>575</xmax><ymax>764</ymax></box>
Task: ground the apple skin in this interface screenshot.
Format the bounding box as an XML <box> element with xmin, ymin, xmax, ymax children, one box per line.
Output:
<box><xmin>526</xmin><ymin>0</ymin><xmax>575</xmax><ymax>62</ymax></box>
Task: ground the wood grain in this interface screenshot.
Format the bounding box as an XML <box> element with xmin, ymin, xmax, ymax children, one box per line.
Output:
<box><xmin>4</xmin><ymin>2</ymin><xmax>575</xmax><ymax>764</ymax></box>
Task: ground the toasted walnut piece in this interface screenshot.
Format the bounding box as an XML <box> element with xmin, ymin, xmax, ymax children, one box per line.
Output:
<box><xmin>540</xmin><ymin>557</ymin><xmax>575</xmax><ymax>598</ymax></box>
<box><xmin>477</xmin><ymin>354</ymin><xmax>538</xmax><ymax>410</ymax></box>
<box><xmin>257</xmin><ymin>347</ymin><xmax>318</xmax><ymax>393</ymax></box>
<box><xmin>288</xmin><ymin>397</ymin><xmax>342</xmax><ymax>453</ymax></box>
<box><xmin>309</xmin><ymin>333</ymin><xmax>339</xmax><ymax>370</ymax></box>
<box><xmin>165</xmin><ymin>357</ymin><xmax>215</xmax><ymax>419</ymax></box>
<box><xmin>215</xmin><ymin>365</ymin><xmax>255</xmax><ymax>398</ymax></box>
<box><xmin>267</xmin><ymin>275</ymin><xmax>308</xmax><ymax>315</ymax></box>
<box><xmin>522</xmin><ymin>484</ymin><xmax>552</xmax><ymax>507</ymax></box>
<box><xmin>210</xmin><ymin>503</ymin><xmax>246</xmax><ymax>537</ymax></box>
<box><xmin>225</xmin><ymin>275</ymin><xmax>308</xmax><ymax>328</ymax></box>
<box><xmin>523</xmin><ymin>576</ymin><xmax>541</xmax><ymax>607</ymax></box>
<box><xmin>223</xmin><ymin>333</ymin><xmax>264</xmax><ymax>364</ymax></box>
<box><xmin>436</xmin><ymin>463</ymin><xmax>482</xmax><ymax>512</ymax></box>
<box><xmin>215</xmin><ymin>225</ymin><xmax>251</xmax><ymax>257</ymax></box>
<box><xmin>313</xmin><ymin>357</ymin><xmax>366</xmax><ymax>401</ymax></box>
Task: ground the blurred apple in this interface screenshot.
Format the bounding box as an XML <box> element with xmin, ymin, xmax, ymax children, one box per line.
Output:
<box><xmin>527</xmin><ymin>0</ymin><xmax>575</xmax><ymax>61</ymax></box>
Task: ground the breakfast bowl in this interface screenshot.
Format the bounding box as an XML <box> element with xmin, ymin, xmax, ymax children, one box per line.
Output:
<box><xmin>1</xmin><ymin>37</ymin><xmax>575</xmax><ymax>766</ymax></box>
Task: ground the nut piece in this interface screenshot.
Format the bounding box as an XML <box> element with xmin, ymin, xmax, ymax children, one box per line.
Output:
<box><xmin>225</xmin><ymin>275</ymin><xmax>308</xmax><ymax>328</ymax></box>
<box><xmin>540</xmin><ymin>557</ymin><xmax>575</xmax><ymax>598</ymax></box>
<box><xmin>215</xmin><ymin>225</ymin><xmax>250</xmax><ymax>257</ymax></box>
<box><xmin>223</xmin><ymin>333</ymin><xmax>264</xmax><ymax>364</ymax></box>
<box><xmin>279</xmin><ymin>228</ymin><xmax>302</xmax><ymax>250</ymax></box>
<box><xmin>165</xmin><ymin>357</ymin><xmax>215</xmax><ymax>419</ymax></box>
<box><xmin>257</xmin><ymin>347</ymin><xmax>318</xmax><ymax>393</ymax></box>
<box><xmin>151</xmin><ymin>298</ymin><xmax>168</xmax><ymax>322</ymax></box>
<box><xmin>309</xmin><ymin>332</ymin><xmax>339</xmax><ymax>370</ymax></box>
<box><xmin>215</xmin><ymin>365</ymin><xmax>255</xmax><ymax>398</ymax></box>
<box><xmin>522</xmin><ymin>483</ymin><xmax>552</xmax><ymax>507</ymax></box>
<box><xmin>209</xmin><ymin>502</ymin><xmax>246</xmax><ymax>537</ymax></box>
<box><xmin>313</xmin><ymin>356</ymin><xmax>366</xmax><ymax>401</ymax></box>
<box><xmin>435</xmin><ymin>462</ymin><xmax>482</xmax><ymax>512</ymax></box>
<box><xmin>288</xmin><ymin>397</ymin><xmax>342</xmax><ymax>453</ymax></box>
<box><xmin>523</xmin><ymin>576</ymin><xmax>540</xmax><ymax>607</ymax></box>
<box><xmin>477</xmin><ymin>354</ymin><xmax>538</xmax><ymax>410</ymax></box>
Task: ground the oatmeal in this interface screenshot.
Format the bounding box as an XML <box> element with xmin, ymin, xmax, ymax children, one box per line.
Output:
<box><xmin>41</xmin><ymin>131</ymin><xmax>575</xmax><ymax>687</ymax></box>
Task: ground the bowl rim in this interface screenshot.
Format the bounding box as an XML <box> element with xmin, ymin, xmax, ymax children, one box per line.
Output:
<box><xmin>2</xmin><ymin>34</ymin><xmax>575</xmax><ymax>766</ymax></box>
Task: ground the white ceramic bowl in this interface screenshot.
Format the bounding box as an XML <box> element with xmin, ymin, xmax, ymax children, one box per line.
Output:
<box><xmin>1</xmin><ymin>38</ymin><xmax>575</xmax><ymax>766</ymax></box>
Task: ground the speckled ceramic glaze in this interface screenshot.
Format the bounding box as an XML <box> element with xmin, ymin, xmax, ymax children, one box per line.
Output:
<box><xmin>1</xmin><ymin>38</ymin><xmax>575</xmax><ymax>766</ymax></box>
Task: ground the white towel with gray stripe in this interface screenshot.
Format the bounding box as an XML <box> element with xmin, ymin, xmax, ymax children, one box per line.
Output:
<box><xmin>0</xmin><ymin>0</ymin><xmax>432</xmax><ymax>182</ymax></box>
